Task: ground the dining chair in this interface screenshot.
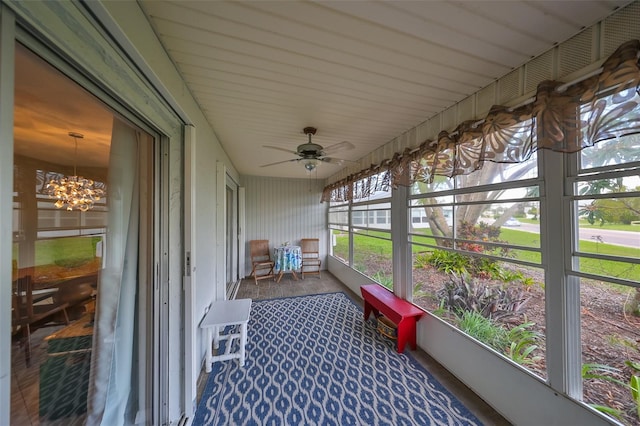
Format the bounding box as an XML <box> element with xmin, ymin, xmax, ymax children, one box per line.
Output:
<box><xmin>300</xmin><ymin>238</ymin><xmax>321</xmax><ymax>279</ymax></box>
<box><xmin>12</xmin><ymin>275</ymin><xmax>71</xmax><ymax>366</ymax></box>
<box><xmin>249</xmin><ymin>240</ymin><xmax>275</xmax><ymax>285</ymax></box>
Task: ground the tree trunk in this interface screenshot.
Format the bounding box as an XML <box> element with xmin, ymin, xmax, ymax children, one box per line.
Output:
<box><xmin>625</xmin><ymin>288</ymin><xmax>640</xmax><ymax>316</ymax></box>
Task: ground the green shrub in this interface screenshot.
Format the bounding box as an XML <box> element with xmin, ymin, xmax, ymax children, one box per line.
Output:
<box><xmin>412</xmin><ymin>282</ymin><xmax>431</xmax><ymax>299</ymax></box>
<box><xmin>455</xmin><ymin>310</ymin><xmax>542</xmax><ymax>368</ymax></box>
<box><xmin>505</xmin><ymin>322</ymin><xmax>542</xmax><ymax>365</ymax></box>
<box><xmin>371</xmin><ymin>271</ymin><xmax>393</xmax><ymax>289</ymax></box>
<box><xmin>427</xmin><ymin>248</ymin><xmax>534</xmax><ymax>286</ymax></box>
<box><xmin>413</xmin><ymin>252</ymin><xmax>431</xmax><ymax>269</ymax></box>
<box><xmin>428</xmin><ymin>250</ymin><xmax>470</xmax><ymax>275</ymax></box>
<box><xmin>475</xmin><ymin>257</ymin><xmax>503</xmax><ymax>280</ymax></box>
<box><xmin>626</xmin><ymin>361</ymin><xmax>640</xmax><ymax>420</ymax></box>
<box><xmin>498</xmin><ymin>269</ymin><xmax>523</xmax><ymax>282</ymax></box>
<box><xmin>455</xmin><ymin>310</ymin><xmax>508</xmax><ymax>348</ymax></box>
<box><xmin>519</xmin><ymin>276</ymin><xmax>537</xmax><ymax>289</ymax></box>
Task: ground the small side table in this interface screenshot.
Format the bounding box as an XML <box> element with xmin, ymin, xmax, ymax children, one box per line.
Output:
<box><xmin>200</xmin><ymin>298</ymin><xmax>252</xmax><ymax>372</ymax></box>
<box><xmin>274</xmin><ymin>245</ymin><xmax>302</xmax><ymax>282</ymax></box>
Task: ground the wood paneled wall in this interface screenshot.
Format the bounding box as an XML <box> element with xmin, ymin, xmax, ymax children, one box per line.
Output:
<box><xmin>242</xmin><ymin>175</ymin><xmax>328</xmax><ymax>275</ymax></box>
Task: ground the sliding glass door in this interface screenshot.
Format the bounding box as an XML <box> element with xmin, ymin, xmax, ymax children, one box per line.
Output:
<box><xmin>225</xmin><ymin>175</ymin><xmax>241</xmax><ymax>299</ymax></box>
<box><xmin>11</xmin><ymin>42</ymin><xmax>157</xmax><ymax>425</ymax></box>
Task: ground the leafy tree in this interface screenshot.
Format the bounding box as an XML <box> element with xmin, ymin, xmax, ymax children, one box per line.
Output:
<box><xmin>592</xmin><ymin>198</ymin><xmax>640</xmax><ymax>224</ymax></box>
<box><xmin>579</xmin><ymin>202</ymin><xmax>606</xmax><ymax>225</ymax></box>
<box><xmin>412</xmin><ymin>158</ymin><xmax>537</xmax><ymax>243</ymax></box>
<box><xmin>578</xmin><ymin>178</ymin><xmax>622</xmax><ymax>196</ymax></box>
<box><xmin>579</xmin><ymin>134</ymin><xmax>640</xmax><ymax>169</ymax></box>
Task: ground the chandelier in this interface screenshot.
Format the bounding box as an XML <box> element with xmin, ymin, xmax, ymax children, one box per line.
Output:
<box><xmin>47</xmin><ymin>132</ymin><xmax>104</xmax><ymax>211</ymax></box>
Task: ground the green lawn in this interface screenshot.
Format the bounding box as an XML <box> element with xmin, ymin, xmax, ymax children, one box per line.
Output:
<box><xmin>492</xmin><ymin>228</ymin><xmax>541</xmax><ymax>248</ymax></box>
<box><xmin>335</xmin><ymin>227</ymin><xmax>640</xmax><ymax>282</ymax></box>
<box><xmin>578</xmin><ymin>221</ymin><xmax>640</xmax><ymax>232</ymax></box>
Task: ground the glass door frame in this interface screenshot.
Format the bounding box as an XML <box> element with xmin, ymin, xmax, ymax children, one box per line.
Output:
<box><xmin>0</xmin><ymin>6</ymin><xmax>16</xmax><ymax>424</ymax></box>
<box><xmin>226</xmin><ymin>173</ymin><xmax>240</xmax><ymax>296</ymax></box>
<box><xmin>0</xmin><ymin>8</ymin><xmax>171</xmax><ymax>423</ymax></box>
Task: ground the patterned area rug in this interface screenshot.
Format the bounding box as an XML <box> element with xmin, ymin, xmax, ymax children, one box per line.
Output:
<box><xmin>193</xmin><ymin>292</ymin><xmax>482</xmax><ymax>425</ymax></box>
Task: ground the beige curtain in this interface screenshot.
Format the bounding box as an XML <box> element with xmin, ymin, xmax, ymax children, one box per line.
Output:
<box><xmin>87</xmin><ymin>118</ymin><xmax>141</xmax><ymax>425</ymax></box>
<box><xmin>322</xmin><ymin>39</ymin><xmax>640</xmax><ymax>203</ymax></box>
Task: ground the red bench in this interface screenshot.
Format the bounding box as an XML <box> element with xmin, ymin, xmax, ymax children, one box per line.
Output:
<box><xmin>360</xmin><ymin>284</ymin><xmax>424</xmax><ymax>353</ymax></box>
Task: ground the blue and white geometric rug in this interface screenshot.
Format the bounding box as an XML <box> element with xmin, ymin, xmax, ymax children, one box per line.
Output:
<box><xmin>193</xmin><ymin>292</ymin><xmax>482</xmax><ymax>425</ymax></box>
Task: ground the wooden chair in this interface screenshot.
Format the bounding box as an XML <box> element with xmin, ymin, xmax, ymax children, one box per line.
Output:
<box><xmin>300</xmin><ymin>238</ymin><xmax>321</xmax><ymax>279</ymax></box>
<box><xmin>12</xmin><ymin>275</ymin><xmax>71</xmax><ymax>366</ymax></box>
<box><xmin>249</xmin><ymin>240</ymin><xmax>275</xmax><ymax>285</ymax></box>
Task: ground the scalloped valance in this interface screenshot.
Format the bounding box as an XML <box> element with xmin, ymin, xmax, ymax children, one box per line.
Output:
<box><xmin>322</xmin><ymin>39</ymin><xmax>640</xmax><ymax>203</ymax></box>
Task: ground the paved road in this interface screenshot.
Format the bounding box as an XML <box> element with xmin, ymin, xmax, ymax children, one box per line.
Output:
<box><xmin>512</xmin><ymin>223</ymin><xmax>639</xmax><ymax>249</ymax></box>
<box><xmin>577</xmin><ymin>227</ymin><xmax>639</xmax><ymax>248</ymax></box>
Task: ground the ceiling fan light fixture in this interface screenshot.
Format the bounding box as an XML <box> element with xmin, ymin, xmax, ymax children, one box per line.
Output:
<box><xmin>304</xmin><ymin>158</ymin><xmax>318</xmax><ymax>171</ymax></box>
<box><xmin>261</xmin><ymin>126</ymin><xmax>354</xmax><ymax>170</ymax></box>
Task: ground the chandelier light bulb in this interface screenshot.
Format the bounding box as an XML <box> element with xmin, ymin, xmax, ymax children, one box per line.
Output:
<box><xmin>47</xmin><ymin>132</ymin><xmax>105</xmax><ymax>211</ymax></box>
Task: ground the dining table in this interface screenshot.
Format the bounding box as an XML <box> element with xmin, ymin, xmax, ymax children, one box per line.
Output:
<box><xmin>273</xmin><ymin>245</ymin><xmax>302</xmax><ymax>282</ymax></box>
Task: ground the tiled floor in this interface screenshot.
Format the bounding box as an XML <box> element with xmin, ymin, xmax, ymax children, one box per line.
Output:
<box><xmin>198</xmin><ymin>271</ymin><xmax>512</xmax><ymax>425</ymax></box>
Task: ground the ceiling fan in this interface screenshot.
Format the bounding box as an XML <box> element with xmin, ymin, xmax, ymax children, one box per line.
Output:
<box><xmin>261</xmin><ymin>127</ymin><xmax>355</xmax><ymax>171</ymax></box>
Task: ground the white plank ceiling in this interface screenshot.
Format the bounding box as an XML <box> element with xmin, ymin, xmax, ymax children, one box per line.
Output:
<box><xmin>139</xmin><ymin>0</ymin><xmax>633</xmax><ymax>179</ymax></box>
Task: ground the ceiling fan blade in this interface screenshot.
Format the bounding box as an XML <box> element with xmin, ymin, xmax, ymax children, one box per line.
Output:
<box><xmin>260</xmin><ymin>158</ymin><xmax>300</xmax><ymax>167</ymax></box>
<box><xmin>263</xmin><ymin>145</ymin><xmax>299</xmax><ymax>155</ymax></box>
<box><xmin>322</xmin><ymin>141</ymin><xmax>355</xmax><ymax>155</ymax></box>
<box><xmin>320</xmin><ymin>157</ymin><xmax>358</xmax><ymax>165</ymax></box>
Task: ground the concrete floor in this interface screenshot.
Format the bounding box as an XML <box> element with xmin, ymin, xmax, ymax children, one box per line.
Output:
<box><xmin>197</xmin><ymin>270</ymin><xmax>512</xmax><ymax>425</ymax></box>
